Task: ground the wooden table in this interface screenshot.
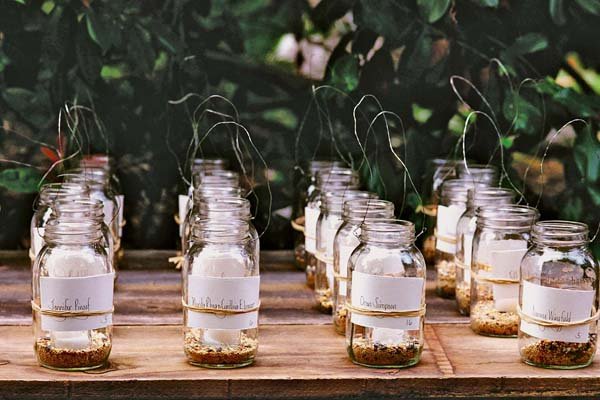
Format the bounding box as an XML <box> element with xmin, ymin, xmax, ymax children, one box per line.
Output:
<box><xmin>1</xmin><ymin>250</ymin><xmax>598</xmax><ymax>399</ymax></box>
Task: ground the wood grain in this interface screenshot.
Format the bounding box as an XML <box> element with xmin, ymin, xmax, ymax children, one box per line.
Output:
<box><xmin>0</xmin><ymin>325</ymin><xmax>599</xmax><ymax>399</ymax></box>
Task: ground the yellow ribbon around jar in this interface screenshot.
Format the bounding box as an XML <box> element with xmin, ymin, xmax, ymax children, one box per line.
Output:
<box><xmin>473</xmin><ymin>262</ymin><xmax>519</xmax><ymax>285</ymax></box>
<box><xmin>181</xmin><ymin>297</ymin><xmax>261</xmax><ymax>316</ymax></box>
<box><xmin>434</xmin><ymin>232</ymin><xmax>457</xmax><ymax>245</ymax></box>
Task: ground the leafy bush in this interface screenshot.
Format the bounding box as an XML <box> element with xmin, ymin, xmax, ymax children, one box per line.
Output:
<box><xmin>1</xmin><ymin>0</ymin><xmax>599</xmax><ymax>254</ymax></box>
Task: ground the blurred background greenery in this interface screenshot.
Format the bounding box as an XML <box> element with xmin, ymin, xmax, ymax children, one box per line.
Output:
<box><xmin>0</xmin><ymin>0</ymin><xmax>599</xmax><ymax>255</ymax></box>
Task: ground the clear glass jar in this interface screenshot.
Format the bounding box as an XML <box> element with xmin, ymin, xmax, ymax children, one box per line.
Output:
<box><xmin>519</xmin><ymin>221</ymin><xmax>598</xmax><ymax>369</ymax></box>
<box><xmin>32</xmin><ymin>205</ymin><xmax>114</xmax><ymax>371</ymax></box>
<box><xmin>315</xmin><ymin>190</ymin><xmax>376</xmax><ymax>313</ymax></box>
<box><xmin>434</xmin><ymin>179</ymin><xmax>490</xmax><ymax>298</ymax></box>
<box><xmin>183</xmin><ymin>220</ymin><xmax>259</xmax><ymax>368</ymax></box>
<box><xmin>455</xmin><ymin>187</ymin><xmax>515</xmax><ymax>315</ymax></box>
<box><xmin>346</xmin><ymin>220</ymin><xmax>426</xmax><ymax>368</ymax></box>
<box><xmin>178</xmin><ymin>158</ymin><xmax>229</xmax><ymax>237</ymax></box>
<box><xmin>456</xmin><ymin>163</ymin><xmax>498</xmax><ymax>185</ymax></box>
<box><xmin>292</xmin><ymin>160</ymin><xmax>345</xmax><ymax>270</ymax></box>
<box><xmin>30</xmin><ymin>183</ymin><xmax>89</xmax><ymax>260</ymax></box>
<box><xmin>304</xmin><ymin>168</ymin><xmax>359</xmax><ymax>288</ymax></box>
<box><xmin>421</xmin><ymin>159</ymin><xmax>457</xmax><ymax>266</ymax></box>
<box><xmin>332</xmin><ymin>199</ymin><xmax>395</xmax><ymax>335</ymax></box>
<box><xmin>470</xmin><ymin>205</ymin><xmax>539</xmax><ymax>337</ymax></box>
<box><xmin>181</xmin><ymin>185</ymin><xmax>243</xmax><ymax>254</ymax></box>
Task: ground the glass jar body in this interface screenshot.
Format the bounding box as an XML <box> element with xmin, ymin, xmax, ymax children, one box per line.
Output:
<box><xmin>455</xmin><ymin>210</ymin><xmax>475</xmax><ymax>315</ymax></box>
<box><xmin>434</xmin><ymin>197</ymin><xmax>467</xmax><ymax>298</ymax></box>
<box><xmin>519</xmin><ymin>241</ymin><xmax>598</xmax><ymax>369</ymax></box>
<box><xmin>470</xmin><ymin>226</ymin><xmax>529</xmax><ymax>337</ymax></box>
<box><xmin>32</xmin><ymin>240</ymin><xmax>113</xmax><ymax>371</ymax></box>
<box><xmin>332</xmin><ymin>221</ymin><xmax>360</xmax><ymax>334</ymax></box>
<box><xmin>346</xmin><ymin>241</ymin><xmax>426</xmax><ymax>368</ymax></box>
<box><xmin>304</xmin><ymin>191</ymin><xmax>322</xmax><ymax>289</ymax></box>
<box><xmin>183</xmin><ymin>238</ymin><xmax>259</xmax><ymax>368</ymax></box>
<box><xmin>315</xmin><ymin>210</ymin><xmax>343</xmax><ymax>313</ymax></box>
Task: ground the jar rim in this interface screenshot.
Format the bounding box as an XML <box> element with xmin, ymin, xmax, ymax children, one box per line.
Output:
<box><xmin>360</xmin><ymin>219</ymin><xmax>415</xmax><ymax>244</ymax></box>
<box><xmin>343</xmin><ymin>199</ymin><xmax>394</xmax><ymax>220</ymax></box>
<box><xmin>476</xmin><ymin>205</ymin><xmax>539</xmax><ymax>229</ymax></box>
<box><xmin>532</xmin><ymin>220</ymin><xmax>590</xmax><ymax>246</ymax></box>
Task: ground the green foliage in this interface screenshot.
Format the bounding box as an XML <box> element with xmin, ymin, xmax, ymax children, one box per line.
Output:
<box><xmin>0</xmin><ymin>168</ymin><xmax>42</xmax><ymax>193</ymax></box>
<box><xmin>1</xmin><ymin>0</ymin><xmax>600</xmax><ymax>249</ymax></box>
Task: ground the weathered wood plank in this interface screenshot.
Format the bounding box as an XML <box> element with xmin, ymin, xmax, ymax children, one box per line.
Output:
<box><xmin>0</xmin><ymin>251</ymin><xmax>467</xmax><ymax>326</ymax></box>
<box><xmin>0</xmin><ymin>324</ymin><xmax>599</xmax><ymax>399</ymax></box>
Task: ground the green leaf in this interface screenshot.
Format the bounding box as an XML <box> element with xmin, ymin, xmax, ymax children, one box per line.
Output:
<box><xmin>550</xmin><ymin>0</ymin><xmax>566</xmax><ymax>25</ymax></box>
<box><xmin>417</xmin><ymin>0</ymin><xmax>451</xmax><ymax>23</ymax></box>
<box><xmin>502</xmin><ymin>93</ymin><xmax>542</xmax><ymax>136</ymax></box>
<box><xmin>587</xmin><ymin>186</ymin><xmax>600</xmax><ymax>206</ymax></box>
<box><xmin>85</xmin><ymin>9</ymin><xmax>121</xmax><ymax>54</ymax></box>
<box><xmin>574</xmin><ymin>127</ymin><xmax>600</xmax><ymax>183</ymax></box>
<box><xmin>473</xmin><ymin>0</ymin><xmax>499</xmax><ymax>7</ymax></box>
<box><xmin>412</xmin><ymin>103</ymin><xmax>433</xmax><ymax>124</ymax></box>
<box><xmin>262</xmin><ymin>108</ymin><xmax>298</xmax><ymax>130</ymax></box>
<box><xmin>148</xmin><ymin>21</ymin><xmax>184</xmax><ymax>56</ymax></box>
<box><xmin>575</xmin><ymin>0</ymin><xmax>600</xmax><ymax>15</ymax></box>
<box><xmin>100</xmin><ymin>64</ymin><xmax>127</xmax><ymax>81</ymax></box>
<box><xmin>0</xmin><ymin>168</ymin><xmax>42</xmax><ymax>193</ymax></box>
<box><xmin>354</xmin><ymin>0</ymin><xmax>415</xmax><ymax>45</ymax></box>
<box><xmin>2</xmin><ymin>87</ymin><xmax>36</xmax><ymax>112</ymax></box>
<box><xmin>329</xmin><ymin>55</ymin><xmax>359</xmax><ymax>92</ymax></box>
<box><xmin>510</xmin><ymin>33</ymin><xmax>548</xmax><ymax>56</ymax></box>
<box><xmin>533</xmin><ymin>77</ymin><xmax>600</xmax><ymax>117</ymax></box>
<box><xmin>501</xmin><ymin>136</ymin><xmax>515</xmax><ymax>149</ymax></box>
<box><xmin>41</xmin><ymin>0</ymin><xmax>55</xmax><ymax>14</ymax></box>
<box><xmin>12</xmin><ymin>0</ymin><xmax>26</xmax><ymax>4</ymax></box>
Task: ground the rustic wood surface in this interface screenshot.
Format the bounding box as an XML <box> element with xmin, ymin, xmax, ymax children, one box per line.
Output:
<box><xmin>0</xmin><ymin>250</ymin><xmax>598</xmax><ymax>399</ymax></box>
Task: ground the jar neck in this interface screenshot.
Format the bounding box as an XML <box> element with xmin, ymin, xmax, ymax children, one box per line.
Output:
<box><xmin>191</xmin><ymin>220</ymin><xmax>251</xmax><ymax>243</ymax></box>
<box><xmin>476</xmin><ymin>205</ymin><xmax>539</xmax><ymax>231</ymax></box>
<box><xmin>441</xmin><ymin>179</ymin><xmax>489</xmax><ymax>205</ymax></box>
<box><xmin>456</xmin><ymin>164</ymin><xmax>498</xmax><ymax>184</ymax></box>
<box><xmin>359</xmin><ymin>219</ymin><xmax>415</xmax><ymax>247</ymax></box>
<box><xmin>320</xmin><ymin>190</ymin><xmax>376</xmax><ymax>213</ymax></box>
<box><xmin>198</xmin><ymin>198</ymin><xmax>252</xmax><ymax>220</ymax></box>
<box><xmin>467</xmin><ymin>188</ymin><xmax>515</xmax><ymax>211</ymax></box>
<box><xmin>343</xmin><ymin>199</ymin><xmax>395</xmax><ymax>224</ymax></box>
<box><xmin>532</xmin><ymin>220</ymin><xmax>590</xmax><ymax>248</ymax></box>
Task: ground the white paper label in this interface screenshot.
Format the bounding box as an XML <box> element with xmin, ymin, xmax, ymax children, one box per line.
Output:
<box><xmin>520</xmin><ymin>281</ymin><xmax>594</xmax><ymax>343</ymax></box>
<box><xmin>116</xmin><ymin>195</ymin><xmax>125</xmax><ymax>237</ymax></box>
<box><xmin>31</xmin><ymin>227</ymin><xmax>45</xmax><ymax>257</ymax></box>
<box><xmin>436</xmin><ymin>205</ymin><xmax>465</xmax><ymax>254</ymax></box>
<box><xmin>338</xmin><ymin>242</ymin><xmax>358</xmax><ymax>295</ymax></box>
<box><xmin>350</xmin><ymin>271</ymin><xmax>424</xmax><ymax>330</ymax></box>
<box><xmin>481</xmin><ymin>240</ymin><xmax>527</xmax><ymax>312</ymax></box>
<box><xmin>304</xmin><ymin>206</ymin><xmax>320</xmax><ymax>253</ymax></box>
<box><xmin>187</xmin><ymin>275</ymin><xmax>260</xmax><ymax>330</ymax></box>
<box><xmin>40</xmin><ymin>273</ymin><xmax>114</xmax><ymax>331</ymax></box>
<box><xmin>178</xmin><ymin>195</ymin><xmax>190</xmax><ymax>237</ymax></box>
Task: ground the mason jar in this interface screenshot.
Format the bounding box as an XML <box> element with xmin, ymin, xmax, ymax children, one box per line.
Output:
<box><xmin>178</xmin><ymin>158</ymin><xmax>229</xmax><ymax>237</ymax></box>
<box><xmin>32</xmin><ymin>203</ymin><xmax>114</xmax><ymax>371</ymax></box>
<box><xmin>470</xmin><ymin>205</ymin><xmax>539</xmax><ymax>337</ymax></box>
<box><xmin>183</xmin><ymin>220</ymin><xmax>259</xmax><ymax>369</ymax></box>
<box><xmin>434</xmin><ymin>179</ymin><xmax>490</xmax><ymax>298</ymax></box>
<box><xmin>181</xmin><ymin>185</ymin><xmax>243</xmax><ymax>254</ymax></box>
<box><xmin>314</xmin><ymin>190</ymin><xmax>376</xmax><ymax>313</ymax></box>
<box><xmin>30</xmin><ymin>183</ymin><xmax>89</xmax><ymax>261</ymax></box>
<box><xmin>455</xmin><ymin>187</ymin><xmax>515</xmax><ymax>315</ymax></box>
<box><xmin>519</xmin><ymin>221</ymin><xmax>598</xmax><ymax>369</ymax></box>
<box><xmin>292</xmin><ymin>160</ymin><xmax>346</xmax><ymax>270</ymax></box>
<box><xmin>456</xmin><ymin>163</ymin><xmax>498</xmax><ymax>185</ymax></box>
<box><xmin>304</xmin><ymin>168</ymin><xmax>359</xmax><ymax>288</ymax></box>
<box><xmin>332</xmin><ymin>199</ymin><xmax>395</xmax><ymax>335</ymax></box>
<box><xmin>346</xmin><ymin>219</ymin><xmax>426</xmax><ymax>368</ymax></box>
<box><xmin>421</xmin><ymin>159</ymin><xmax>457</xmax><ymax>265</ymax></box>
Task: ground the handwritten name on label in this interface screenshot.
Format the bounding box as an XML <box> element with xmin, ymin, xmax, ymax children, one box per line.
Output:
<box><xmin>436</xmin><ymin>205</ymin><xmax>465</xmax><ymax>254</ymax></box>
<box><xmin>350</xmin><ymin>271</ymin><xmax>424</xmax><ymax>330</ymax></box>
<box><xmin>187</xmin><ymin>275</ymin><xmax>260</xmax><ymax>330</ymax></box>
<box><xmin>40</xmin><ymin>273</ymin><xmax>114</xmax><ymax>332</ymax></box>
<box><xmin>304</xmin><ymin>206</ymin><xmax>320</xmax><ymax>253</ymax></box>
<box><xmin>520</xmin><ymin>280</ymin><xmax>595</xmax><ymax>343</ymax></box>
